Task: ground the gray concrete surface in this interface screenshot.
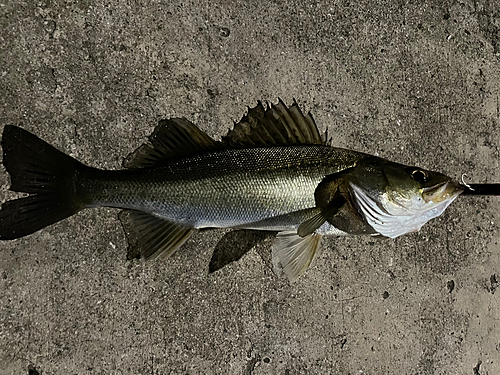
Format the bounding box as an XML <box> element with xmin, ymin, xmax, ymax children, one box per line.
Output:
<box><xmin>1</xmin><ymin>0</ymin><xmax>499</xmax><ymax>374</ymax></box>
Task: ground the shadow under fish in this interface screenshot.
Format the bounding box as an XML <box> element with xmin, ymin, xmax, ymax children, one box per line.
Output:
<box><xmin>208</xmin><ymin>229</ymin><xmax>275</xmax><ymax>274</ymax></box>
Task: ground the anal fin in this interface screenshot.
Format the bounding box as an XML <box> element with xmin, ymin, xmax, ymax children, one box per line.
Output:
<box><xmin>272</xmin><ymin>231</ymin><xmax>322</xmax><ymax>282</ymax></box>
<box><xmin>129</xmin><ymin>210</ymin><xmax>193</xmax><ymax>261</ymax></box>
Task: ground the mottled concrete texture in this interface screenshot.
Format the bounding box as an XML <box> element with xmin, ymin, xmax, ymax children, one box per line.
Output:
<box><xmin>1</xmin><ymin>0</ymin><xmax>500</xmax><ymax>374</ymax></box>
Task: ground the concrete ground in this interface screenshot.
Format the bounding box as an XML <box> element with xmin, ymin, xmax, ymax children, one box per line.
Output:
<box><xmin>1</xmin><ymin>0</ymin><xmax>499</xmax><ymax>374</ymax></box>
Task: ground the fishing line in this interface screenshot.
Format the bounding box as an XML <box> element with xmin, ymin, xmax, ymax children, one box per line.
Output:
<box><xmin>461</xmin><ymin>174</ymin><xmax>475</xmax><ymax>191</ymax></box>
<box><xmin>460</xmin><ymin>183</ymin><xmax>500</xmax><ymax>196</ymax></box>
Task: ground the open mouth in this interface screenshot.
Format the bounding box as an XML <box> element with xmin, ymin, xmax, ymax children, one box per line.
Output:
<box><xmin>423</xmin><ymin>181</ymin><xmax>464</xmax><ymax>203</ymax></box>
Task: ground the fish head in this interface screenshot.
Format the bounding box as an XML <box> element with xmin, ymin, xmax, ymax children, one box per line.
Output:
<box><xmin>344</xmin><ymin>158</ymin><xmax>463</xmax><ymax>238</ymax></box>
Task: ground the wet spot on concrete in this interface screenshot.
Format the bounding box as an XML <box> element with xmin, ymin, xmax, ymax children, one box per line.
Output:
<box><xmin>340</xmin><ymin>337</ymin><xmax>347</xmax><ymax>349</ymax></box>
<box><xmin>447</xmin><ymin>280</ymin><xmax>455</xmax><ymax>293</ymax></box>
<box><xmin>43</xmin><ymin>20</ymin><xmax>56</xmax><ymax>38</ymax></box>
<box><xmin>28</xmin><ymin>365</ymin><xmax>39</xmax><ymax>375</ymax></box>
<box><xmin>477</xmin><ymin>9</ymin><xmax>500</xmax><ymax>57</ymax></box>
<box><xmin>219</xmin><ymin>26</ymin><xmax>230</xmax><ymax>37</ymax></box>
<box><xmin>244</xmin><ymin>356</ymin><xmax>260</xmax><ymax>375</ymax></box>
<box><xmin>473</xmin><ymin>360</ymin><xmax>482</xmax><ymax>375</ymax></box>
<box><xmin>207</xmin><ymin>88</ymin><xmax>219</xmax><ymax>99</ymax></box>
<box><xmin>490</xmin><ymin>274</ymin><xmax>498</xmax><ymax>294</ymax></box>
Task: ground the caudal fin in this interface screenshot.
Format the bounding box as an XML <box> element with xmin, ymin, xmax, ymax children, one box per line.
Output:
<box><xmin>0</xmin><ymin>125</ymin><xmax>86</xmax><ymax>240</ymax></box>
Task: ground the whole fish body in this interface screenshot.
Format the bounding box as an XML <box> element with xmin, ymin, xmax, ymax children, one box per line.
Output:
<box><xmin>0</xmin><ymin>100</ymin><xmax>464</xmax><ymax>280</ymax></box>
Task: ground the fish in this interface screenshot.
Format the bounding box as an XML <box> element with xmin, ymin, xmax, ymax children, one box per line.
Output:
<box><xmin>0</xmin><ymin>99</ymin><xmax>465</xmax><ymax>281</ymax></box>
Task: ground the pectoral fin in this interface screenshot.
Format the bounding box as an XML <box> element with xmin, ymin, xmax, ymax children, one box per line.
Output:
<box><xmin>272</xmin><ymin>231</ymin><xmax>322</xmax><ymax>282</ymax></box>
<box><xmin>297</xmin><ymin>195</ymin><xmax>346</xmax><ymax>237</ymax></box>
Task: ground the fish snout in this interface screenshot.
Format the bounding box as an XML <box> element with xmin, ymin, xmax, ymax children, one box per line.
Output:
<box><xmin>422</xmin><ymin>181</ymin><xmax>464</xmax><ymax>203</ymax></box>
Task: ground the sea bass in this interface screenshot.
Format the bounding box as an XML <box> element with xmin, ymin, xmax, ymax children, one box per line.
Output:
<box><xmin>0</xmin><ymin>100</ymin><xmax>464</xmax><ymax>280</ymax></box>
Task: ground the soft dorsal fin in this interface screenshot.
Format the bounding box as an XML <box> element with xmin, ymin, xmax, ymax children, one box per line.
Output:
<box><xmin>222</xmin><ymin>99</ymin><xmax>324</xmax><ymax>147</ymax></box>
<box><xmin>124</xmin><ymin>118</ymin><xmax>221</xmax><ymax>168</ymax></box>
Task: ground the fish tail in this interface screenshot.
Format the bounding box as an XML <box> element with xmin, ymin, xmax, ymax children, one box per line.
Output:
<box><xmin>0</xmin><ymin>125</ymin><xmax>86</xmax><ymax>240</ymax></box>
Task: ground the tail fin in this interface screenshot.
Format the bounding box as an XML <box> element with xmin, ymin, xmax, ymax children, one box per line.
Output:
<box><xmin>0</xmin><ymin>125</ymin><xmax>86</xmax><ymax>240</ymax></box>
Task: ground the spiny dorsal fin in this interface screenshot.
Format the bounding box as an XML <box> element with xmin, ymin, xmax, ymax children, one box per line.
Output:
<box><xmin>272</xmin><ymin>231</ymin><xmax>322</xmax><ymax>281</ymax></box>
<box><xmin>124</xmin><ymin>118</ymin><xmax>220</xmax><ymax>168</ymax></box>
<box><xmin>222</xmin><ymin>99</ymin><xmax>324</xmax><ymax>147</ymax></box>
<box><xmin>129</xmin><ymin>210</ymin><xmax>193</xmax><ymax>261</ymax></box>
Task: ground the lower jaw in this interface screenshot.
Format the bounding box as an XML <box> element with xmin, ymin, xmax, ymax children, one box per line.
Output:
<box><xmin>423</xmin><ymin>182</ymin><xmax>463</xmax><ymax>203</ymax></box>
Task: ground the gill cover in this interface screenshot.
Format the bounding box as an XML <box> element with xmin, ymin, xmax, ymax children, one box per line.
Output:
<box><xmin>345</xmin><ymin>159</ymin><xmax>463</xmax><ymax>238</ymax></box>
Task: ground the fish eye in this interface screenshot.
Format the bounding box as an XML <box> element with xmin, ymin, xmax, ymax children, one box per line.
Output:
<box><xmin>411</xmin><ymin>169</ymin><xmax>428</xmax><ymax>184</ymax></box>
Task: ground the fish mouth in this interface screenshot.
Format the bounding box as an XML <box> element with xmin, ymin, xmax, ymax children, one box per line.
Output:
<box><xmin>422</xmin><ymin>181</ymin><xmax>464</xmax><ymax>203</ymax></box>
